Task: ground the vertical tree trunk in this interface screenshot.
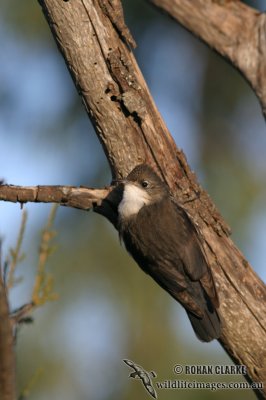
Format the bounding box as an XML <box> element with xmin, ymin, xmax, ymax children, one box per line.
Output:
<box><xmin>0</xmin><ymin>269</ymin><xmax>16</xmax><ymax>400</ymax></box>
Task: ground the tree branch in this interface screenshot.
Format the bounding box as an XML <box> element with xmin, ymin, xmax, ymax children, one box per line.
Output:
<box><xmin>0</xmin><ymin>248</ymin><xmax>16</xmax><ymax>400</ymax></box>
<box><xmin>0</xmin><ymin>184</ymin><xmax>122</xmax><ymax>227</ymax></box>
<box><xmin>148</xmin><ymin>0</ymin><xmax>266</xmax><ymax>118</ymax></box>
<box><xmin>0</xmin><ymin>184</ymin><xmax>110</xmax><ymax>210</ymax></box>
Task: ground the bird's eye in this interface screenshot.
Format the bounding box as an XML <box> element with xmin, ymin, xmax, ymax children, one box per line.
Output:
<box><xmin>141</xmin><ymin>180</ymin><xmax>149</xmax><ymax>188</ymax></box>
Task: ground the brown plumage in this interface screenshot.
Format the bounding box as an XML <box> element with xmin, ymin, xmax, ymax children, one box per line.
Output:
<box><xmin>118</xmin><ymin>164</ymin><xmax>221</xmax><ymax>342</ymax></box>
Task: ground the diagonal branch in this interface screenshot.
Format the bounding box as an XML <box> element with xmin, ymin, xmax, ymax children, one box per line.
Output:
<box><xmin>148</xmin><ymin>0</ymin><xmax>266</xmax><ymax>118</ymax></box>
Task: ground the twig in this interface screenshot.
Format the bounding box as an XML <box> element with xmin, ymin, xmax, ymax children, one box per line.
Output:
<box><xmin>7</xmin><ymin>210</ymin><xmax>27</xmax><ymax>289</ymax></box>
<box><xmin>32</xmin><ymin>205</ymin><xmax>58</xmax><ymax>306</ymax></box>
<box><xmin>18</xmin><ymin>367</ymin><xmax>43</xmax><ymax>400</ymax></box>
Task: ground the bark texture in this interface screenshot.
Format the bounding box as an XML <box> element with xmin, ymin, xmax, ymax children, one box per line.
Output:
<box><xmin>148</xmin><ymin>0</ymin><xmax>266</xmax><ymax>118</ymax></box>
<box><xmin>0</xmin><ymin>185</ymin><xmax>110</xmax><ymax>210</ymax></box>
<box><xmin>1</xmin><ymin>0</ymin><xmax>265</xmax><ymax>398</ymax></box>
<box><xmin>0</xmin><ymin>269</ymin><xmax>16</xmax><ymax>400</ymax></box>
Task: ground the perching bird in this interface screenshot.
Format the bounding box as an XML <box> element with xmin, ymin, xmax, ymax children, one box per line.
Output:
<box><xmin>117</xmin><ymin>164</ymin><xmax>221</xmax><ymax>342</ymax></box>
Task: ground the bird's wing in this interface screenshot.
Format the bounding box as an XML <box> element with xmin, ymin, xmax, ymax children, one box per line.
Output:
<box><xmin>170</xmin><ymin>200</ymin><xmax>219</xmax><ymax>308</ymax></box>
<box><xmin>123</xmin><ymin>359</ymin><xmax>143</xmax><ymax>373</ymax></box>
<box><xmin>168</xmin><ymin>200</ymin><xmax>207</xmax><ymax>280</ymax></box>
<box><xmin>134</xmin><ymin>198</ymin><xmax>207</xmax><ymax>280</ymax></box>
<box><xmin>129</xmin><ymin>199</ymin><xmax>219</xmax><ymax>315</ymax></box>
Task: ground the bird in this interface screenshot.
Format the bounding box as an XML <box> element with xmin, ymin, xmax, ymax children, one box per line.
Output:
<box><xmin>117</xmin><ymin>164</ymin><xmax>221</xmax><ymax>342</ymax></box>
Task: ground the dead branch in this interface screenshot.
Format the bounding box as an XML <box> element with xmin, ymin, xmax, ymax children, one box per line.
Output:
<box><xmin>0</xmin><ymin>183</ymin><xmax>121</xmax><ymax>227</ymax></box>
<box><xmin>0</xmin><ymin>184</ymin><xmax>110</xmax><ymax>210</ymax></box>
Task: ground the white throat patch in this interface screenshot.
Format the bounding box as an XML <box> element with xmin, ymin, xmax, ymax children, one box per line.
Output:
<box><xmin>118</xmin><ymin>183</ymin><xmax>151</xmax><ymax>219</ymax></box>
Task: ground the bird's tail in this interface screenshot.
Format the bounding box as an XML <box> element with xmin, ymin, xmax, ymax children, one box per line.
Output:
<box><xmin>186</xmin><ymin>302</ymin><xmax>221</xmax><ymax>342</ymax></box>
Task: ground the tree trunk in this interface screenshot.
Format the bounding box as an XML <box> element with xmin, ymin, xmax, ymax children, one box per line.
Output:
<box><xmin>0</xmin><ymin>268</ymin><xmax>16</xmax><ymax>400</ymax></box>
